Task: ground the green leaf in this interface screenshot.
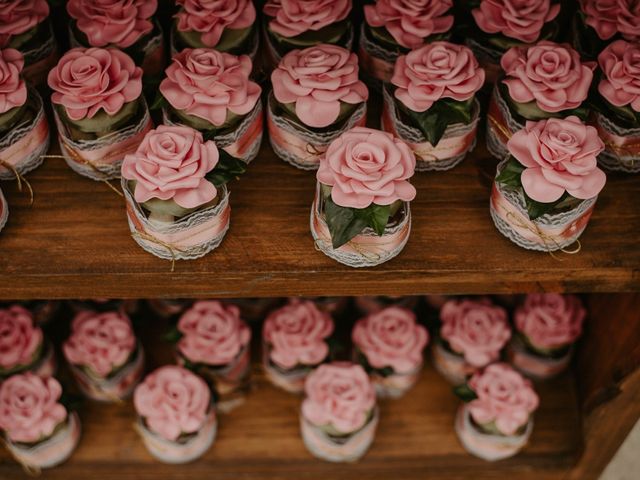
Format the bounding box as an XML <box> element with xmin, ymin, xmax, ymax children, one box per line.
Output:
<box><xmin>205</xmin><ymin>149</ymin><xmax>247</xmax><ymax>187</ymax></box>
<box><xmin>453</xmin><ymin>383</ymin><xmax>478</xmax><ymax>402</ymax></box>
<box><xmin>164</xmin><ymin>327</ymin><xmax>183</xmax><ymax>343</ymax></box>
<box><xmin>495</xmin><ymin>157</ymin><xmax>525</xmax><ymax>188</ymax></box>
<box><xmin>150</xmin><ymin>92</ymin><xmax>167</xmax><ymax>111</ymax></box>
<box><xmin>324</xmin><ymin>197</ymin><xmax>369</xmax><ymax>249</ymax></box>
<box><xmin>523</xmin><ymin>190</ymin><xmax>573</xmax><ymax>220</ymax></box>
<box><xmin>357</xmin><ymin>204</ymin><xmax>391</xmax><ymax>236</ymax></box>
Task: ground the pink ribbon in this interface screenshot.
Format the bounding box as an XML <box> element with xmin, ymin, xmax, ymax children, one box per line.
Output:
<box><xmin>358</xmin><ymin>43</ymin><xmax>394</xmax><ymax>83</ymax></box>
<box><xmin>507</xmin><ymin>337</ymin><xmax>571</xmax><ymax>380</ymax></box>
<box><xmin>0</xmin><ymin>112</ymin><xmax>49</xmax><ymax>173</ymax></box>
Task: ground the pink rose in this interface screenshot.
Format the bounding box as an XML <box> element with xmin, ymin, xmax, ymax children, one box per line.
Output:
<box><xmin>263</xmin><ymin>300</ymin><xmax>334</xmax><ymax>369</ymax></box>
<box><xmin>0</xmin><ymin>374</ymin><xmax>67</xmax><ymax>444</ymax></box>
<box><xmin>177</xmin><ymin>301</ymin><xmax>251</xmax><ymax>366</ymax></box>
<box><xmin>175</xmin><ymin>0</ymin><xmax>256</xmax><ymax>48</ymax></box>
<box><xmin>598</xmin><ymin>40</ymin><xmax>640</xmax><ymax>113</ymax></box>
<box><xmin>121</xmin><ymin>125</ymin><xmax>219</xmax><ymax>209</ymax></box>
<box><xmin>618</xmin><ymin>0</ymin><xmax>640</xmax><ymax>41</ymax></box>
<box><xmin>352</xmin><ymin>306</ymin><xmax>428</xmax><ymax>373</ymax></box>
<box><xmin>0</xmin><ymin>48</ymin><xmax>26</xmax><ymax>115</ymax></box>
<box><xmin>133</xmin><ymin>365</ymin><xmax>210</xmax><ymax>441</ymax></box>
<box><xmin>0</xmin><ymin>0</ymin><xmax>49</xmax><ymax>47</ymax></box>
<box><xmin>507</xmin><ymin>116</ymin><xmax>606</xmax><ymax>203</ymax></box>
<box><xmin>472</xmin><ymin>0</ymin><xmax>560</xmax><ymax>43</ymax></box>
<box><xmin>515</xmin><ymin>294</ymin><xmax>585</xmax><ymax>350</ymax></box>
<box><xmin>264</xmin><ymin>0</ymin><xmax>352</xmax><ymax>38</ymax></box>
<box><xmin>364</xmin><ymin>0</ymin><xmax>454</xmax><ymax>49</ymax></box>
<box><xmin>317</xmin><ymin>126</ymin><xmax>416</xmax><ymax>209</ymax></box>
<box><xmin>67</xmin><ymin>0</ymin><xmax>157</xmax><ymax>49</ymax></box>
<box><xmin>63</xmin><ymin>310</ymin><xmax>137</xmax><ymax>378</ymax></box>
<box><xmin>271</xmin><ymin>44</ymin><xmax>368</xmax><ymax>128</ymax></box>
<box><xmin>160</xmin><ymin>49</ymin><xmax>261</xmax><ymax>127</ymax></box>
<box><xmin>468</xmin><ymin>363</ymin><xmax>539</xmax><ymax>436</ymax></box>
<box><xmin>302</xmin><ymin>362</ymin><xmax>375</xmax><ymax>433</ymax></box>
<box><xmin>440</xmin><ymin>299</ymin><xmax>510</xmax><ymax>368</ymax></box>
<box><xmin>0</xmin><ymin>305</ymin><xmax>43</xmax><ymax>371</ymax></box>
<box><xmin>501</xmin><ymin>41</ymin><xmax>595</xmax><ymax>113</ymax></box>
<box><xmin>579</xmin><ymin>0</ymin><xmax>621</xmax><ymax>41</ymax></box>
<box><xmin>47</xmin><ymin>47</ymin><xmax>143</xmax><ymax>121</ymax></box>
<box><xmin>391</xmin><ymin>41</ymin><xmax>485</xmax><ymax>112</ymax></box>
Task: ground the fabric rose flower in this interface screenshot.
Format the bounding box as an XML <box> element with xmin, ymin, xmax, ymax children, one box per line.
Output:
<box><xmin>391</xmin><ymin>41</ymin><xmax>485</xmax><ymax>112</ymax></box>
<box><xmin>63</xmin><ymin>310</ymin><xmax>137</xmax><ymax>378</ymax></box>
<box><xmin>302</xmin><ymin>362</ymin><xmax>375</xmax><ymax>433</ymax></box>
<box><xmin>263</xmin><ymin>300</ymin><xmax>334</xmax><ymax>369</ymax></box>
<box><xmin>468</xmin><ymin>363</ymin><xmax>539</xmax><ymax>435</ymax></box>
<box><xmin>47</xmin><ymin>48</ymin><xmax>143</xmax><ymax>121</ymax></box>
<box><xmin>364</xmin><ymin>0</ymin><xmax>454</xmax><ymax>49</ymax></box>
<box><xmin>598</xmin><ymin>40</ymin><xmax>640</xmax><ymax>113</ymax></box>
<box><xmin>515</xmin><ymin>294</ymin><xmax>585</xmax><ymax>350</ymax></box>
<box><xmin>472</xmin><ymin>0</ymin><xmax>560</xmax><ymax>43</ymax></box>
<box><xmin>0</xmin><ymin>48</ymin><xmax>26</xmax><ymax>115</ymax></box>
<box><xmin>175</xmin><ymin>0</ymin><xmax>256</xmax><ymax>48</ymax></box>
<box><xmin>0</xmin><ymin>374</ymin><xmax>67</xmax><ymax>443</ymax></box>
<box><xmin>353</xmin><ymin>306</ymin><xmax>428</xmax><ymax>373</ymax></box>
<box><xmin>0</xmin><ymin>0</ymin><xmax>49</xmax><ymax>47</ymax></box>
<box><xmin>160</xmin><ymin>49</ymin><xmax>261</xmax><ymax>127</ymax></box>
<box><xmin>317</xmin><ymin>126</ymin><xmax>416</xmax><ymax>209</ymax></box>
<box><xmin>121</xmin><ymin>125</ymin><xmax>219</xmax><ymax>209</ymax></box>
<box><xmin>264</xmin><ymin>0</ymin><xmax>352</xmax><ymax>38</ymax></box>
<box><xmin>579</xmin><ymin>0</ymin><xmax>640</xmax><ymax>41</ymax></box>
<box><xmin>177</xmin><ymin>301</ymin><xmax>251</xmax><ymax>366</ymax></box>
<box><xmin>0</xmin><ymin>305</ymin><xmax>43</xmax><ymax>371</ymax></box>
<box><xmin>134</xmin><ymin>365</ymin><xmax>210</xmax><ymax>441</ymax></box>
<box><xmin>501</xmin><ymin>41</ymin><xmax>595</xmax><ymax>113</ymax></box>
<box><xmin>440</xmin><ymin>299</ymin><xmax>510</xmax><ymax>368</ymax></box>
<box><xmin>67</xmin><ymin>0</ymin><xmax>157</xmax><ymax>49</ymax></box>
<box><xmin>507</xmin><ymin>116</ymin><xmax>606</xmax><ymax>203</ymax></box>
<box><xmin>271</xmin><ymin>44</ymin><xmax>368</xmax><ymax>128</ymax></box>
<box><xmin>618</xmin><ymin>1</ymin><xmax>640</xmax><ymax>41</ymax></box>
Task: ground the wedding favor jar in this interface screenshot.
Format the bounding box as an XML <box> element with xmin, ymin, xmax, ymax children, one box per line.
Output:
<box><xmin>355</xmin><ymin>296</ymin><xmax>418</xmax><ymax>315</ymax></box>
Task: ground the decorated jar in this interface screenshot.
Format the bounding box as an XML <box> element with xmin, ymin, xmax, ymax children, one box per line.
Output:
<box><xmin>0</xmin><ymin>187</ymin><xmax>6</xmax><ymax>234</ymax></box>
<box><xmin>0</xmin><ymin>374</ymin><xmax>81</xmax><ymax>470</ymax></box>
<box><xmin>490</xmin><ymin>116</ymin><xmax>606</xmax><ymax>252</ymax></box>
<box><xmin>454</xmin><ymin>363</ymin><xmax>539</xmax><ymax>461</ymax></box>
<box><xmin>228</xmin><ymin>297</ymin><xmax>284</xmax><ymax>323</ymax></box>
<box><xmin>487</xmin><ymin>41</ymin><xmax>595</xmax><ymax>161</ymax></box>
<box><xmin>122</xmin><ymin>125</ymin><xmax>233</xmax><ymax>262</ymax></box>
<box><xmin>134</xmin><ymin>365</ymin><xmax>216</xmax><ymax>463</ymax></box>
<box><xmin>262</xmin><ymin>300</ymin><xmax>334</xmax><ymax>393</ymax></box>
<box><xmin>159</xmin><ymin>48</ymin><xmax>263</xmax><ymax>165</ymax></box>
<box><xmin>68</xmin><ymin>299</ymin><xmax>139</xmax><ymax>316</ymax></box>
<box><xmin>66</xmin><ymin>0</ymin><xmax>165</xmax><ymax>79</ymax></box>
<box><xmin>268</xmin><ymin>44</ymin><xmax>368</xmax><ymax>170</ymax></box>
<box><xmin>48</xmin><ymin>48</ymin><xmax>152</xmax><ymax>181</ymax></box>
<box><xmin>359</xmin><ymin>0</ymin><xmax>454</xmax><ymax>85</ymax></box>
<box><xmin>355</xmin><ymin>296</ymin><xmax>418</xmax><ymax>315</ymax></box>
<box><xmin>509</xmin><ymin>294</ymin><xmax>585</xmax><ymax>379</ymax></box>
<box><xmin>353</xmin><ymin>306</ymin><xmax>428</xmax><ymax>398</ymax></box>
<box><xmin>147</xmin><ymin>299</ymin><xmax>193</xmax><ymax>319</ymax></box>
<box><xmin>0</xmin><ymin>305</ymin><xmax>56</xmax><ymax>380</ymax></box>
<box><xmin>63</xmin><ymin>310</ymin><xmax>145</xmax><ymax>402</ymax></box>
<box><xmin>311</xmin><ymin>126</ymin><xmax>416</xmax><ymax>268</ymax></box>
<box><xmin>300</xmin><ymin>362</ymin><xmax>378</xmax><ymax>462</ymax></box>
<box><xmin>16</xmin><ymin>301</ymin><xmax>60</xmax><ymax>326</ymax></box>
<box><xmin>382</xmin><ymin>42</ymin><xmax>484</xmax><ymax>171</ymax></box>
<box><xmin>433</xmin><ymin>298</ymin><xmax>510</xmax><ymax>385</ymax></box>
<box><xmin>309</xmin><ymin>297</ymin><xmax>349</xmax><ymax>317</ymax></box>
<box><xmin>175</xmin><ymin>301</ymin><xmax>251</xmax><ymax>412</ymax></box>
<box><xmin>0</xmin><ymin>49</ymin><xmax>50</xmax><ymax>181</ymax></box>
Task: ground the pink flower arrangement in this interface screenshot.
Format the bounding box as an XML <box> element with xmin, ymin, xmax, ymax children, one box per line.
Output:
<box><xmin>175</xmin><ymin>0</ymin><xmax>256</xmax><ymax>48</ymax></box>
<box><xmin>501</xmin><ymin>41</ymin><xmax>595</xmax><ymax>113</ymax></box>
<box><xmin>391</xmin><ymin>41</ymin><xmax>485</xmax><ymax>112</ymax></box>
<box><xmin>507</xmin><ymin>116</ymin><xmax>606</xmax><ymax>203</ymax></box>
<box><xmin>263</xmin><ymin>300</ymin><xmax>334</xmax><ymax>369</ymax></box>
<box><xmin>317</xmin><ymin>126</ymin><xmax>416</xmax><ymax>209</ymax></box>
<box><xmin>160</xmin><ymin>48</ymin><xmax>261</xmax><ymax>127</ymax></box>
<box><xmin>177</xmin><ymin>301</ymin><xmax>251</xmax><ymax>366</ymax></box>
<box><xmin>440</xmin><ymin>298</ymin><xmax>510</xmax><ymax>368</ymax></box>
<box><xmin>580</xmin><ymin>0</ymin><xmax>640</xmax><ymax>41</ymax></box>
<box><xmin>515</xmin><ymin>294</ymin><xmax>586</xmax><ymax>350</ymax></box>
<box><xmin>0</xmin><ymin>0</ymin><xmax>49</xmax><ymax>47</ymax></box>
<box><xmin>47</xmin><ymin>48</ymin><xmax>143</xmax><ymax>121</ymax></box>
<box><xmin>0</xmin><ymin>305</ymin><xmax>43</xmax><ymax>372</ymax></box>
<box><xmin>352</xmin><ymin>306</ymin><xmax>428</xmax><ymax>373</ymax></box>
<box><xmin>472</xmin><ymin>0</ymin><xmax>560</xmax><ymax>43</ymax></box>
<box><xmin>0</xmin><ymin>48</ymin><xmax>26</xmax><ymax>115</ymax></box>
<box><xmin>467</xmin><ymin>363</ymin><xmax>539</xmax><ymax>436</ymax></box>
<box><xmin>134</xmin><ymin>365</ymin><xmax>210</xmax><ymax>441</ymax></box>
<box><xmin>271</xmin><ymin>44</ymin><xmax>368</xmax><ymax>128</ymax></box>
<box><xmin>598</xmin><ymin>40</ymin><xmax>640</xmax><ymax>112</ymax></box>
<box><xmin>264</xmin><ymin>0</ymin><xmax>352</xmax><ymax>37</ymax></box>
<box><xmin>364</xmin><ymin>0</ymin><xmax>454</xmax><ymax>49</ymax></box>
<box><xmin>66</xmin><ymin>0</ymin><xmax>157</xmax><ymax>49</ymax></box>
<box><xmin>121</xmin><ymin>125</ymin><xmax>219</xmax><ymax>209</ymax></box>
<box><xmin>0</xmin><ymin>373</ymin><xmax>67</xmax><ymax>443</ymax></box>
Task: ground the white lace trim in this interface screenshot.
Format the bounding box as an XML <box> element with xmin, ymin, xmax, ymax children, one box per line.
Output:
<box><xmin>596</xmin><ymin>112</ymin><xmax>640</xmax><ymax>173</ymax></box>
